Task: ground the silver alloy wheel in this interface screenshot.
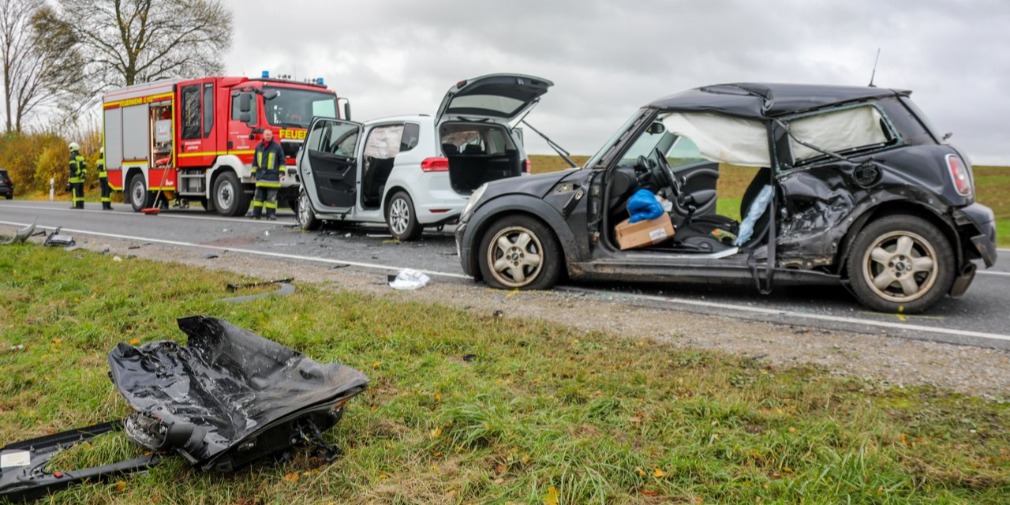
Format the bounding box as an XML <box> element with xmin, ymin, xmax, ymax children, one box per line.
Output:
<box><xmin>389</xmin><ymin>197</ymin><xmax>410</xmax><ymax>235</ymax></box>
<box><xmin>298</xmin><ymin>190</ymin><xmax>312</xmax><ymax>226</ymax></box>
<box><xmin>861</xmin><ymin>230</ymin><xmax>938</xmax><ymax>303</ymax></box>
<box><xmin>486</xmin><ymin>225</ymin><xmax>544</xmax><ymax>288</ymax></box>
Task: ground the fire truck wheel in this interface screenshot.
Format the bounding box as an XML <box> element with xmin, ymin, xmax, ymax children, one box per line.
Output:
<box><xmin>129</xmin><ymin>175</ymin><xmax>154</xmax><ymax>212</ymax></box>
<box><xmin>213</xmin><ymin>172</ymin><xmax>251</xmax><ymax>217</ymax></box>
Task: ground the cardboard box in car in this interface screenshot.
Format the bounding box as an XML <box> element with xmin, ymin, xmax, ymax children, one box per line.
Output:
<box><xmin>615</xmin><ymin>213</ymin><xmax>675</xmax><ymax>250</ymax></box>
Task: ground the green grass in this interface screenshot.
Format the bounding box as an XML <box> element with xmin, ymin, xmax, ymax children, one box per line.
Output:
<box><xmin>2</xmin><ymin>245</ymin><xmax>1010</xmax><ymax>503</ymax></box>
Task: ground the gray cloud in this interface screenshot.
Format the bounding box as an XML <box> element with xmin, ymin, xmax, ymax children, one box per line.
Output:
<box><xmin>228</xmin><ymin>0</ymin><xmax>1010</xmax><ymax>164</ymax></box>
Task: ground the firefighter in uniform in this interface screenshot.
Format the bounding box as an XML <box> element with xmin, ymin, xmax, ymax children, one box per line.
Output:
<box><xmin>249</xmin><ymin>128</ymin><xmax>285</xmax><ymax>220</ymax></box>
<box><xmin>68</xmin><ymin>142</ymin><xmax>86</xmax><ymax>209</ymax></box>
<box><xmin>97</xmin><ymin>147</ymin><xmax>112</xmax><ymax>210</ymax></box>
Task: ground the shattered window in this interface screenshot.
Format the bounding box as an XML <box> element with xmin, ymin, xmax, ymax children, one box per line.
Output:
<box><xmin>785</xmin><ymin>106</ymin><xmax>893</xmax><ymax>164</ymax></box>
<box><xmin>363</xmin><ymin>125</ymin><xmax>404</xmax><ymax>159</ymax></box>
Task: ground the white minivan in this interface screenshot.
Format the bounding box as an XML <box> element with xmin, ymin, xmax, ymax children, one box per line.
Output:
<box><xmin>296</xmin><ymin>73</ymin><xmax>553</xmax><ymax>240</ymax></box>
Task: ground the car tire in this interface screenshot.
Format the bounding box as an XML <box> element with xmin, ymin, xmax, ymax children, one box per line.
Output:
<box><xmin>128</xmin><ymin>174</ymin><xmax>153</xmax><ymax>212</ymax></box>
<box><xmin>386</xmin><ymin>191</ymin><xmax>422</xmax><ymax>241</ymax></box>
<box><xmin>212</xmin><ymin>171</ymin><xmax>251</xmax><ymax>217</ymax></box>
<box><xmin>478</xmin><ymin>215</ymin><xmax>562</xmax><ymax>290</ymax></box>
<box><xmin>297</xmin><ymin>189</ymin><xmax>320</xmax><ymax>231</ymax></box>
<box><xmin>846</xmin><ymin>215</ymin><xmax>955</xmax><ymax>314</ymax></box>
<box><xmin>4</xmin><ymin>193</ymin><xmax>11</xmax><ymax>200</ymax></box>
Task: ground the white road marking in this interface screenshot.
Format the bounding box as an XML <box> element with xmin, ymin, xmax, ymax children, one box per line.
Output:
<box><xmin>561</xmin><ymin>287</ymin><xmax>1010</xmax><ymax>344</ymax></box>
<box><xmin>0</xmin><ymin>220</ymin><xmax>469</xmax><ymax>279</ymax></box>
<box><xmin>2</xmin><ymin>218</ymin><xmax>1007</xmax><ymax>344</ymax></box>
<box><xmin>0</xmin><ymin>203</ymin><xmax>292</xmax><ymax>225</ymax></box>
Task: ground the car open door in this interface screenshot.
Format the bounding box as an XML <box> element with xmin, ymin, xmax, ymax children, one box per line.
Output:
<box><xmin>299</xmin><ymin>117</ymin><xmax>362</xmax><ymax>213</ymax></box>
<box><xmin>434</xmin><ymin>73</ymin><xmax>553</xmax><ymax>125</ymax></box>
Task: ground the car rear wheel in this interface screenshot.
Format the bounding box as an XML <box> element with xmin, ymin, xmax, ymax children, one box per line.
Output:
<box><xmin>386</xmin><ymin>191</ymin><xmax>422</xmax><ymax>241</ymax></box>
<box><xmin>478</xmin><ymin>215</ymin><xmax>561</xmax><ymax>290</ymax></box>
<box><xmin>297</xmin><ymin>189</ymin><xmax>320</xmax><ymax>231</ymax></box>
<box><xmin>846</xmin><ymin>215</ymin><xmax>954</xmax><ymax>313</ymax></box>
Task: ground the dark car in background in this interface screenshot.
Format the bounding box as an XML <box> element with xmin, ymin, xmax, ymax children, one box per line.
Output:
<box><xmin>0</xmin><ymin>168</ymin><xmax>13</xmax><ymax>199</ymax></box>
<box><xmin>455</xmin><ymin>82</ymin><xmax>997</xmax><ymax>313</ymax></box>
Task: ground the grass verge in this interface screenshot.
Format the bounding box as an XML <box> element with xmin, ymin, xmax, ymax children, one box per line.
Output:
<box><xmin>1</xmin><ymin>246</ymin><xmax>1009</xmax><ymax>503</ymax></box>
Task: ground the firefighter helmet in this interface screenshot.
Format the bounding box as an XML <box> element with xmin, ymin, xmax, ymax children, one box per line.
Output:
<box><xmin>68</xmin><ymin>142</ymin><xmax>80</xmax><ymax>151</ymax></box>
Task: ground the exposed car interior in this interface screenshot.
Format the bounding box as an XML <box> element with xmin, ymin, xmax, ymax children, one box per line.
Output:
<box><xmin>360</xmin><ymin>123</ymin><xmax>420</xmax><ymax>209</ymax></box>
<box><xmin>440</xmin><ymin>122</ymin><xmax>523</xmax><ymax>193</ymax></box>
<box><xmin>605</xmin><ymin>122</ymin><xmax>773</xmax><ymax>255</ymax></box>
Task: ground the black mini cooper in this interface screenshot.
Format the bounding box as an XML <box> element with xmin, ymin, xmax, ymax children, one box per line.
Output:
<box><xmin>455</xmin><ymin>83</ymin><xmax>997</xmax><ymax>313</ymax></box>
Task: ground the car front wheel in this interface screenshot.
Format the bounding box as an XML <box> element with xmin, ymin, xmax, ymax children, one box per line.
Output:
<box><xmin>846</xmin><ymin>215</ymin><xmax>955</xmax><ymax>313</ymax></box>
<box><xmin>478</xmin><ymin>215</ymin><xmax>561</xmax><ymax>290</ymax></box>
<box><xmin>297</xmin><ymin>189</ymin><xmax>320</xmax><ymax>231</ymax></box>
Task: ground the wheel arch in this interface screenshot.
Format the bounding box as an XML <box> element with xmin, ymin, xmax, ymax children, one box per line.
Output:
<box><xmin>382</xmin><ymin>184</ymin><xmax>409</xmax><ymax>214</ymax></box>
<box><xmin>464</xmin><ymin>195</ymin><xmax>578</xmax><ymax>281</ymax></box>
<box><xmin>836</xmin><ymin>200</ymin><xmax>962</xmax><ymax>279</ymax></box>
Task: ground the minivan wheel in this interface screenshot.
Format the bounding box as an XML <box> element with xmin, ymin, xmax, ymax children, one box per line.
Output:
<box><xmin>478</xmin><ymin>215</ymin><xmax>561</xmax><ymax>290</ymax></box>
<box><xmin>297</xmin><ymin>189</ymin><xmax>320</xmax><ymax>231</ymax></box>
<box><xmin>386</xmin><ymin>191</ymin><xmax>422</xmax><ymax>241</ymax></box>
<box><xmin>846</xmin><ymin>215</ymin><xmax>954</xmax><ymax>314</ymax></box>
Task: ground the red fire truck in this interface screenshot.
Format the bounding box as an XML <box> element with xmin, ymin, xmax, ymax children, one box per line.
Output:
<box><xmin>102</xmin><ymin>74</ymin><xmax>348</xmax><ymax>216</ymax></box>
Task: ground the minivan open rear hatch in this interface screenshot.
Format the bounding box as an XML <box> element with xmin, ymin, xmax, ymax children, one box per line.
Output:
<box><xmin>435</xmin><ymin>73</ymin><xmax>553</xmax><ymax>125</ymax></box>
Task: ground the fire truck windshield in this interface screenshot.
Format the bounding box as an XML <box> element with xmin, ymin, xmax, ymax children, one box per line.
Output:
<box><xmin>263</xmin><ymin>86</ymin><xmax>338</xmax><ymax>128</ymax></box>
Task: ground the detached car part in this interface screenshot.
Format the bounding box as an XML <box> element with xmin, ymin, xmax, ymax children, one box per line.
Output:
<box><xmin>0</xmin><ymin>316</ymin><xmax>368</xmax><ymax>502</ymax></box>
<box><xmin>0</xmin><ymin>220</ymin><xmax>35</xmax><ymax>245</ymax></box>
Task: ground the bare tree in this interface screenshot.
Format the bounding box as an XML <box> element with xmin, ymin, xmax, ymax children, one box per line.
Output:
<box><xmin>0</xmin><ymin>0</ymin><xmax>80</xmax><ymax>133</ymax></box>
<box><xmin>40</xmin><ymin>0</ymin><xmax>232</xmax><ymax>90</ymax></box>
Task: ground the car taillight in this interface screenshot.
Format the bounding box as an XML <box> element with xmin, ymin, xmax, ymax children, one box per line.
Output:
<box><xmin>945</xmin><ymin>154</ymin><xmax>972</xmax><ymax>197</ymax></box>
<box><xmin>420</xmin><ymin>157</ymin><xmax>449</xmax><ymax>172</ymax></box>
<box><xmin>524</xmin><ymin>159</ymin><xmax>531</xmax><ymax>173</ymax></box>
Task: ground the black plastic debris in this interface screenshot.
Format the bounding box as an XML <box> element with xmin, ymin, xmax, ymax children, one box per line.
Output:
<box><xmin>1</xmin><ymin>316</ymin><xmax>368</xmax><ymax>502</ymax></box>
<box><xmin>108</xmin><ymin>316</ymin><xmax>369</xmax><ymax>472</ymax></box>
<box><xmin>42</xmin><ymin>227</ymin><xmax>74</xmax><ymax>247</ymax></box>
<box><xmin>0</xmin><ymin>421</ymin><xmax>158</xmax><ymax>503</ymax></box>
<box><xmin>220</xmin><ymin>279</ymin><xmax>296</xmax><ymax>304</ymax></box>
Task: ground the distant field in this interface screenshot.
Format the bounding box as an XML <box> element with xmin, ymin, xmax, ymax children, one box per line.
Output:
<box><xmin>529</xmin><ymin>156</ymin><xmax>1008</xmax><ymax>246</ymax></box>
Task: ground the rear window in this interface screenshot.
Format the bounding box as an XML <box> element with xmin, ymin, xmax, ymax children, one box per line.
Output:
<box><xmin>446</xmin><ymin>95</ymin><xmax>525</xmax><ymax>118</ymax></box>
<box><xmin>784</xmin><ymin>105</ymin><xmax>897</xmax><ymax>165</ymax></box>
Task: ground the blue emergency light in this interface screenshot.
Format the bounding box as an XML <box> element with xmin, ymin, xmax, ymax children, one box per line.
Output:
<box><xmin>261</xmin><ymin>70</ymin><xmax>270</xmax><ymax>78</ymax></box>
<box><xmin>316</xmin><ymin>77</ymin><xmax>324</xmax><ymax>85</ymax></box>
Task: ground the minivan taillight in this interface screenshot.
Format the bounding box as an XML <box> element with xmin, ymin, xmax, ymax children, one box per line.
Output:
<box><xmin>945</xmin><ymin>154</ymin><xmax>972</xmax><ymax>197</ymax></box>
<box><xmin>421</xmin><ymin>157</ymin><xmax>449</xmax><ymax>172</ymax></box>
<box><xmin>524</xmin><ymin>159</ymin><xmax>531</xmax><ymax>173</ymax></box>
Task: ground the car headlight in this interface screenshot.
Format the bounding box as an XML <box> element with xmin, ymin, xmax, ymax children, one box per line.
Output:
<box><xmin>461</xmin><ymin>183</ymin><xmax>488</xmax><ymax>222</ymax></box>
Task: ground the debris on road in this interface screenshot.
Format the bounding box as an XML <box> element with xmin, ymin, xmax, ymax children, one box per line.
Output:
<box><xmin>226</xmin><ymin>278</ymin><xmax>294</xmax><ymax>292</ymax></box>
<box><xmin>43</xmin><ymin>227</ymin><xmax>74</xmax><ymax>248</ymax></box>
<box><xmin>388</xmin><ymin>269</ymin><xmax>431</xmax><ymax>290</ymax></box>
<box><xmin>0</xmin><ymin>220</ymin><xmax>35</xmax><ymax>245</ymax></box>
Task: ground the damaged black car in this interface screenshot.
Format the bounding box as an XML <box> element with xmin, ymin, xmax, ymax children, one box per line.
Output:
<box><xmin>455</xmin><ymin>83</ymin><xmax>997</xmax><ymax>313</ymax></box>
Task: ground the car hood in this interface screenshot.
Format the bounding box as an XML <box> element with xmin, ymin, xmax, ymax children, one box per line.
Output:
<box><xmin>482</xmin><ymin>168</ymin><xmax>585</xmax><ymax>200</ymax></box>
<box><xmin>435</xmin><ymin>73</ymin><xmax>553</xmax><ymax>125</ymax></box>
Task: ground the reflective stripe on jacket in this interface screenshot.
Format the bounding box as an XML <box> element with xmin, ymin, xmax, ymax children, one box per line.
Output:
<box><xmin>97</xmin><ymin>158</ymin><xmax>107</xmax><ymax>178</ymax></box>
<box><xmin>252</xmin><ymin>139</ymin><xmax>285</xmax><ymax>183</ymax></box>
<box><xmin>69</xmin><ymin>153</ymin><xmax>86</xmax><ymax>183</ymax></box>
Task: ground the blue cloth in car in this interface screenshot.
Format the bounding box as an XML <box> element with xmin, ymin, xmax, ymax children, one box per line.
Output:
<box><xmin>627</xmin><ymin>189</ymin><xmax>665</xmax><ymax>223</ymax></box>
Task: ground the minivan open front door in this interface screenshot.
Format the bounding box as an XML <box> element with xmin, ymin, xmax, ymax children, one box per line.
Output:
<box><xmin>299</xmin><ymin>117</ymin><xmax>362</xmax><ymax>214</ymax></box>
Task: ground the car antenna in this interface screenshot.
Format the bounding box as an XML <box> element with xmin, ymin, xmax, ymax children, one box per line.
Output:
<box><xmin>868</xmin><ymin>48</ymin><xmax>881</xmax><ymax>87</ymax></box>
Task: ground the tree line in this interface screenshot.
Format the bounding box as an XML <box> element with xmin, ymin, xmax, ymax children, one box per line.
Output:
<box><xmin>0</xmin><ymin>0</ymin><xmax>231</xmax><ymax>193</ymax></box>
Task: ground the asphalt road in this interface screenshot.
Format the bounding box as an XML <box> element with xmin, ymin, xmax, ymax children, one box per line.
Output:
<box><xmin>2</xmin><ymin>200</ymin><xmax>1008</xmax><ymax>349</ymax></box>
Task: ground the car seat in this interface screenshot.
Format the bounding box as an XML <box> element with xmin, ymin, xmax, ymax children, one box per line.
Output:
<box><xmin>672</xmin><ymin>166</ymin><xmax>773</xmax><ymax>252</ymax></box>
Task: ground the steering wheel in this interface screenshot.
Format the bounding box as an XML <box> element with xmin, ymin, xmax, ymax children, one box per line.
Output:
<box><xmin>648</xmin><ymin>148</ymin><xmax>694</xmax><ymax>217</ymax></box>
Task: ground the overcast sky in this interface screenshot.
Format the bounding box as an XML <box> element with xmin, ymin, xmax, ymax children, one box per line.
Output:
<box><xmin>226</xmin><ymin>0</ymin><xmax>1010</xmax><ymax>165</ymax></box>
